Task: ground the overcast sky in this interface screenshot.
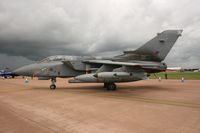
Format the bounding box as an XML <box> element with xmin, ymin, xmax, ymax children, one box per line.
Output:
<box><xmin>0</xmin><ymin>0</ymin><xmax>200</xmax><ymax>69</ymax></box>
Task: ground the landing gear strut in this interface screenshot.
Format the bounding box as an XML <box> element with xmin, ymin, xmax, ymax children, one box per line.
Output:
<box><xmin>104</xmin><ymin>83</ymin><xmax>117</xmax><ymax>91</ymax></box>
<box><xmin>50</xmin><ymin>78</ymin><xmax>56</xmax><ymax>89</ymax></box>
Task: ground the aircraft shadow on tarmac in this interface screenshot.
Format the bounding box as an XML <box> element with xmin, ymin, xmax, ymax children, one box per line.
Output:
<box><xmin>31</xmin><ymin>84</ymin><xmax>174</xmax><ymax>96</ymax></box>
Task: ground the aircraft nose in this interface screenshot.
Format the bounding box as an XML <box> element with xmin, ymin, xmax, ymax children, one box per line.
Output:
<box><xmin>14</xmin><ymin>64</ymin><xmax>35</xmax><ymax>76</ymax></box>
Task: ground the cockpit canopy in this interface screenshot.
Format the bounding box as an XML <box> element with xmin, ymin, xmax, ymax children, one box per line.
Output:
<box><xmin>39</xmin><ymin>55</ymin><xmax>94</xmax><ymax>63</ymax></box>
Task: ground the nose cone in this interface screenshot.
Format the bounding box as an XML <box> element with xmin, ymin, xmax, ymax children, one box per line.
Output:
<box><xmin>14</xmin><ymin>64</ymin><xmax>35</xmax><ymax>76</ymax></box>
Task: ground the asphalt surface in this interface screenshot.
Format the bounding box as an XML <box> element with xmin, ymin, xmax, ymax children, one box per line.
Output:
<box><xmin>0</xmin><ymin>78</ymin><xmax>200</xmax><ymax>133</ymax></box>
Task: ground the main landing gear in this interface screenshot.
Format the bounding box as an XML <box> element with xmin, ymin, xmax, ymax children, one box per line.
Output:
<box><xmin>104</xmin><ymin>83</ymin><xmax>117</xmax><ymax>91</ymax></box>
<box><xmin>50</xmin><ymin>78</ymin><xmax>56</xmax><ymax>89</ymax></box>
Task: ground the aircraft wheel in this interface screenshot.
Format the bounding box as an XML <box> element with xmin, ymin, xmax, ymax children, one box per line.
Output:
<box><xmin>106</xmin><ymin>83</ymin><xmax>116</xmax><ymax>91</ymax></box>
<box><xmin>50</xmin><ymin>84</ymin><xmax>56</xmax><ymax>89</ymax></box>
<box><xmin>104</xmin><ymin>83</ymin><xmax>108</xmax><ymax>88</ymax></box>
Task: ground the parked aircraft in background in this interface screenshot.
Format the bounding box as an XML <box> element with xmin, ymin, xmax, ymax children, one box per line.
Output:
<box><xmin>0</xmin><ymin>69</ymin><xmax>17</xmax><ymax>78</ymax></box>
<box><xmin>167</xmin><ymin>67</ymin><xmax>182</xmax><ymax>72</ymax></box>
<box><xmin>14</xmin><ymin>30</ymin><xmax>182</xmax><ymax>90</ymax></box>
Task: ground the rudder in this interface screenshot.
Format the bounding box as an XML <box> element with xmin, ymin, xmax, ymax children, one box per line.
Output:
<box><xmin>135</xmin><ymin>30</ymin><xmax>183</xmax><ymax>61</ymax></box>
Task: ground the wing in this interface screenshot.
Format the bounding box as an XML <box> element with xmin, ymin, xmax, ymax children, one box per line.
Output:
<box><xmin>83</xmin><ymin>60</ymin><xmax>161</xmax><ymax>67</ymax></box>
<box><xmin>83</xmin><ymin>60</ymin><xmax>166</xmax><ymax>73</ymax></box>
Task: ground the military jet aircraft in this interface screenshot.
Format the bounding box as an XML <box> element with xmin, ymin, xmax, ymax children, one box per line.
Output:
<box><xmin>14</xmin><ymin>30</ymin><xmax>182</xmax><ymax>90</ymax></box>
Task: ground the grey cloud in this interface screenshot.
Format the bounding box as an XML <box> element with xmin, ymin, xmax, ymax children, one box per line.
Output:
<box><xmin>0</xmin><ymin>0</ymin><xmax>200</xmax><ymax>69</ymax></box>
<box><xmin>0</xmin><ymin>54</ymin><xmax>34</xmax><ymax>70</ymax></box>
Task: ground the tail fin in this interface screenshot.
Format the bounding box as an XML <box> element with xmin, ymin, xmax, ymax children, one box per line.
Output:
<box><xmin>123</xmin><ymin>30</ymin><xmax>183</xmax><ymax>62</ymax></box>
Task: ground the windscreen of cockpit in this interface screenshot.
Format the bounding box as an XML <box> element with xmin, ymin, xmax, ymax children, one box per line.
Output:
<box><xmin>39</xmin><ymin>55</ymin><xmax>82</xmax><ymax>63</ymax></box>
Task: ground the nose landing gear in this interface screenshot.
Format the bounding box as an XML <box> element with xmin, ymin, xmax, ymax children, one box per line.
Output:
<box><xmin>50</xmin><ymin>84</ymin><xmax>56</xmax><ymax>89</ymax></box>
<box><xmin>50</xmin><ymin>78</ymin><xmax>56</xmax><ymax>89</ymax></box>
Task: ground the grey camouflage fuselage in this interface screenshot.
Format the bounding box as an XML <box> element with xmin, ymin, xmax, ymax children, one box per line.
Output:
<box><xmin>14</xmin><ymin>30</ymin><xmax>182</xmax><ymax>90</ymax></box>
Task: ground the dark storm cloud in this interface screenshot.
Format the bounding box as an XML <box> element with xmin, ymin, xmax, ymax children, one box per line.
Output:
<box><xmin>0</xmin><ymin>54</ymin><xmax>34</xmax><ymax>70</ymax></box>
<box><xmin>0</xmin><ymin>0</ymin><xmax>200</xmax><ymax>68</ymax></box>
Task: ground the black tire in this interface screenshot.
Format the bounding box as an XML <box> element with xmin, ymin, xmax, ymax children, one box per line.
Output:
<box><xmin>104</xmin><ymin>83</ymin><xmax>108</xmax><ymax>88</ymax></box>
<box><xmin>106</xmin><ymin>83</ymin><xmax>116</xmax><ymax>91</ymax></box>
<box><xmin>50</xmin><ymin>84</ymin><xmax>56</xmax><ymax>89</ymax></box>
